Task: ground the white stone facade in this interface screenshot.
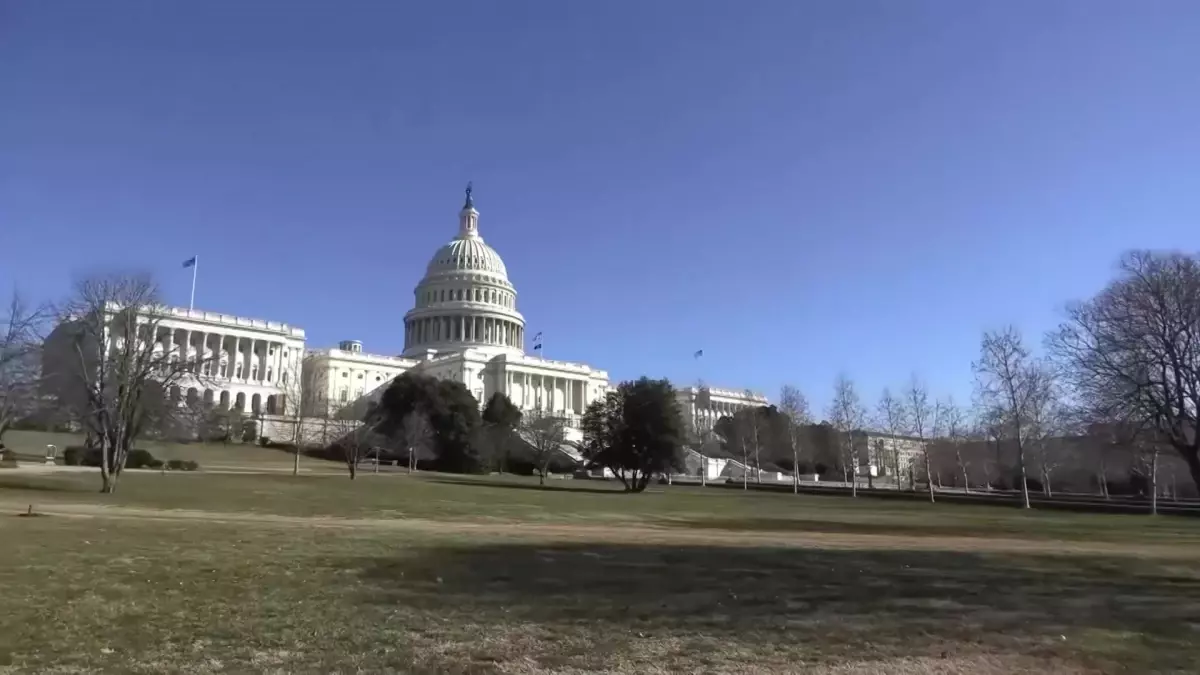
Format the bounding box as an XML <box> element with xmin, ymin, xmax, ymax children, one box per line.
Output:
<box><xmin>303</xmin><ymin>186</ymin><xmax>612</xmax><ymax>440</ymax></box>
<box><xmin>44</xmin><ymin>186</ymin><xmax>765</xmax><ymax>446</ymax></box>
<box><xmin>152</xmin><ymin>307</ymin><xmax>307</xmax><ymax>415</ymax></box>
<box><xmin>43</xmin><ymin>304</ymin><xmax>307</xmax><ymax>418</ymax></box>
<box><xmin>676</xmin><ymin>386</ymin><xmax>769</xmax><ymax>427</ymax></box>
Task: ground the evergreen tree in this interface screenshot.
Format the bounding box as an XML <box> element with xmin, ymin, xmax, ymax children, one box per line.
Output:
<box><xmin>480</xmin><ymin>392</ymin><xmax>522</xmax><ymax>472</ymax></box>
<box><xmin>581</xmin><ymin>377</ymin><xmax>686</xmax><ymax>492</ymax></box>
<box><xmin>376</xmin><ymin>373</ymin><xmax>483</xmax><ymax>473</ymax></box>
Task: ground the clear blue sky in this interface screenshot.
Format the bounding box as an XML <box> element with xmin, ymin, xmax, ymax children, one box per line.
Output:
<box><xmin>3</xmin><ymin>1</ymin><xmax>1199</xmax><ymax>414</ymax></box>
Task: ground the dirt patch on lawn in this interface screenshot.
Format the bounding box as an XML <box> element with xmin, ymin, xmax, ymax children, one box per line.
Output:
<box><xmin>3</xmin><ymin>499</ymin><xmax>1194</xmax><ymax>559</ymax></box>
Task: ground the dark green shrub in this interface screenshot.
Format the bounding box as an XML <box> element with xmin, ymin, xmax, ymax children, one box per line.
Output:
<box><xmin>63</xmin><ymin>446</ymin><xmax>88</xmax><ymax>466</ymax></box>
<box><xmin>125</xmin><ymin>448</ymin><xmax>159</xmax><ymax>469</ymax></box>
<box><xmin>166</xmin><ymin>459</ymin><xmax>201</xmax><ymax>471</ymax></box>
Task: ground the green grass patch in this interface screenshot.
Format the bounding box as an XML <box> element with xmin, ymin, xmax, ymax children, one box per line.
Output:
<box><xmin>3</xmin><ymin>463</ymin><xmax>1200</xmax><ymax>672</ymax></box>
<box><xmin>2</xmin><ymin>514</ymin><xmax>1198</xmax><ymax>673</ymax></box>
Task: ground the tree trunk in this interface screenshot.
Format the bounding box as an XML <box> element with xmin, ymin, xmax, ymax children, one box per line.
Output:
<box><xmin>1178</xmin><ymin>447</ymin><xmax>1200</xmax><ymax>496</ymax></box>
<box><xmin>741</xmin><ymin>448</ymin><xmax>748</xmax><ymax>490</ymax></box>
<box><xmin>1098</xmin><ymin>454</ymin><xmax>1109</xmax><ymax>499</ymax></box>
<box><xmin>101</xmin><ymin>470</ymin><xmax>117</xmax><ymax>493</ymax></box>
<box><xmin>1150</xmin><ymin>448</ymin><xmax>1159</xmax><ymax>516</ymax></box>
<box><xmin>539</xmin><ymin>470</ymin><xmax>545</xmax><ymax>486</ymax></box>
<box><xmin>1016</xmin><ymin>444</ymin><xmax>1031</xmax><ymax>508</ymax></box>
<box><xmin>893</xmin><ymin>448</ymin><xmax>901</xmax><ymax>490</ymax></box>
<box><xmin>348</xmin><ymin>461</ymin><xmax>357</xmax><ymax>480</ymax></box>
<box><xmin>792</xmin><ymin>445</ymin><xmax>799</xmax><ymax>494</ymax></box>
<box><xmin>293</xmin><ymin>447</ymin><xmax>300</xmax><ymax>476</ymax></box>
<box><xmin>848</xmin><ymin>446</ymin><xmax>858</xmax><ymax>498</ymax></box>
<box><xmin>956</xmin><ymin>448</ymin><xmax>969</xmax><ymax>493</ymax></box>
<box><xmin>754</xmin><ymin>445</ymin><xmax>761</xmax><ymax>484</ymax></box>
<box><xmin>923</xmin><ymin>450</ymin><xmax>935</xmax><ymax>503</ymax></box>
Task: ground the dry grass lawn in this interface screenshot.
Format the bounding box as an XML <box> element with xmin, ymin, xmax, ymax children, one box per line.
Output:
<box><xmin>1</xmin><ymin>469</ymin><xmax>1199</xmax><ymax>673</ymax></box>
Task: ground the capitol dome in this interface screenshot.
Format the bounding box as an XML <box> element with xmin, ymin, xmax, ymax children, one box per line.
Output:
<box><xmin>401</xmin><ymin>186</ymin><xmax>526</xmax><ymax>358</ymax></box>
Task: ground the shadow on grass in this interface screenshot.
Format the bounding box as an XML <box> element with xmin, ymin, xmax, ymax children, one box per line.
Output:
<box><xmin>649</xmin><ymin>516</ymin><xmax>1065</xmax><ymax>541</ymax></box>
<box><xmin>342</xmin><ymin>542</ymin><xmax>1200</xmax><ymax>669</ymax></box>
<box><xmin>423</xmin><ymin>475</ymin><xmax>629</xmax><ymax>495</ymax></box>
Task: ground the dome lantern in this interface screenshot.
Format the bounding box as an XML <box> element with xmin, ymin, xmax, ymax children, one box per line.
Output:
<box><xmin>401</xmin><ymin>184</ymin><xmax>526</xmax><ymax>359</ymax></box>
<box><xmin>458</xmin><ymin>181</ymin><xmax>480</xmax><ymax>239</ymax></box>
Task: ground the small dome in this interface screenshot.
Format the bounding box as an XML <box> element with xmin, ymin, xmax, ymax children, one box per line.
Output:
<box><xmin>425</xmin><ymin>237</ymin><xmax>508</xmax><ymax>277</ymax></box>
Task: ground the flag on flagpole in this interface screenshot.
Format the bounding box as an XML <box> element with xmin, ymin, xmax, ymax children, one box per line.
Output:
<box><xmin>533</xmin><ymin>332</ymin><xmax>543</xmax><ymax>341</ymax></box>
<box><xmin>182</xmin><ymin>256</ymin><xmax>197</xmax><ymax>268</ymax></box>
<box><xmin>533</xmin><ymin>343</ymin><xmax>542</xmax><ymax>351</ymax></box>
<box><xmin>693</xmin><ymin>349</ymin><xmax>704</xmax><ymax>359</ymax></box>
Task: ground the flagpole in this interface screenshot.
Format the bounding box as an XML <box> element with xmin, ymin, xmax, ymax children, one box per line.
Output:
<box><xmin>189</xmin><ymin>255</ymin><xmax>198</xmax><ymax>312</ymax></box>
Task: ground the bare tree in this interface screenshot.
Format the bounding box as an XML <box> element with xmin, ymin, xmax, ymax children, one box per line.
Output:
<box><xmin>0</xmin><ymin>291</ymin><xmax>49</xmax><ymax>445</ymax></box>
<box><xmin>402</xmin><ymin>410</ymin><xmax>433</xmax><ymax>473</ymax></box>
<box><xmin>974</xmin><ymin>327</ymin><xmax>1049</xmax><ymax>508</ymax></box>
<box><xmin>1049</xmin><ymin>250</ymin><xmax>1200</xmax><ymax>493</ymax></box>
<box><xmin>905</xmin><ymin>375</ymin><xmax>939</xmax><ymax>503</ymax></box>
<box><xmin>273</xmin><ymin>352</ymin><xmax>328</xmax><ymax>476</ymax></box>
<box><xmin>941</xmin><ymin>396</ymin><xmax>971</xmax><ymax>492</ymax></box>
<box><xmin>327</xmin><ymin>411</ymin><xmax>373</xmax><ymax>479</ymax></box>
<box><xmin>520</xmin><ymin>408</ymin><xmax>567</xmax><ymax>485</ymax></box>
<box><xmin>778</xmin><ymin>385</ymin><xmax>811</xmax><ymax>494</ymax></box>
<box><xmin>686</xmin><ymin>385</ymin><xmax>718</xmax><ymax>486</ymax></box>
<box><xmin>874</xmin><ymin>387</ymin><xmax>908</xmax><ymax>489</ymax></box>
<box><xmin>49</xmin><ymin>274</ymin><xmax>208</xmax><ymax>493</ymax></box>
<box><xmin>746</xmin><ymin>391</ymin><xmax>768</xmax><ymax>484</ymax></box>
<box><xmin>829</xmin><ymin>374</ymin><xmax>866</xmax><ymax>497</ymax></box>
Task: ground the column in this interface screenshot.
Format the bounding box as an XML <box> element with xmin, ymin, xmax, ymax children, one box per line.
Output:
<box><xmin>176</xmin><ymin>329</ymin><xmax>188</xmax><ymax>368</ymax></box>
<box><xmin>259</xmin><ymin>340</ymin><xmax>268</xmax><ymax>382</ymax></box>
<box><xmin>241</xmin><ymin>338</ymin><xmax>251</xmax><ymax>381</ymax></box>
<box><xmin>459</xmin><ymin>316</ymin><xmax>465</xmax><ymax>342</ymax></box>
<box><xmin>192</xmin><ymin>331</ymin><xmax>205</xmax><ymax>374</ymax></box>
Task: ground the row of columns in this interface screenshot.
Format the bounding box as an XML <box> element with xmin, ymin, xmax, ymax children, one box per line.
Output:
<box><xmin>406</xmin><ymin>315</ymin><xmax>523</xmax><ymax>350</ymax></box>
<box><xmin>508</xmin><ymin>371</ymin><xmax>585</xmax><ymax>416</ymax></box>
<box><xmin>171</xmin><ymin>386</ymin><xmax>280</xmax><ymax>415</ymax></box>
<box><xmin>144</xmin><ymin>326</ymin><xmax>292</xmax><ymax>386</ymax></box>
<box><xmin>693</xmin><ymin>399</ymin><xmax>752</xmax><ymax>422</ymax></box>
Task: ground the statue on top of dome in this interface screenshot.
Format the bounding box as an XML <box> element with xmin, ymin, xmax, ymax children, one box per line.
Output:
<box><xmin>463</xmin><ymin>181</ymin><xmax>474</xmax><ymax>209</ymax></box>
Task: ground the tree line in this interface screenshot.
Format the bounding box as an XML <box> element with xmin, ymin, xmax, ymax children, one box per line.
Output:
<box><xmin>4</xmin><ymin>249</ymin><xmax>1200</xmax><ymax>504</ymax></box>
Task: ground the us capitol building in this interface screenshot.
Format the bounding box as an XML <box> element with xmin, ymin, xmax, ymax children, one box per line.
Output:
<box><xmin>64</xmin><ymin>187</ymin><xmax>766</xmax><ymax>442</ymax></box>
